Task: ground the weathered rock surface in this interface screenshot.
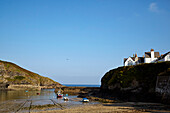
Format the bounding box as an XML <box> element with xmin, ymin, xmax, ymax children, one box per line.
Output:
<box><xmin>101</xmin><ymin>61</ymin><xmax>170</xmax><ymax>103</ymax></box>
<box><xmin>0</xmin><ymin>60</ymin><xmax>62</xmax><ymax>90</ymax></box>
<box><xmin>55</xmin><ymin>86</ymin><xmax>100</xmax><ymax>95</ymax></box>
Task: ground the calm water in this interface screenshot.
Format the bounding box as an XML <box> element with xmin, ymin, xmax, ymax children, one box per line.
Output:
<box><xmin>0</xmin><ymin>89</ymin><xmax>99</xmax><ymax>106</ymax></box>
<box><xmin>0</xmin><ymin>89</ymin><xmax>57</xmax><ymax>102</ymax></box>
<box><xmin>0</xmin><ymin>89</ymin><xmax>80</xmax><ymax>102</ymax></box>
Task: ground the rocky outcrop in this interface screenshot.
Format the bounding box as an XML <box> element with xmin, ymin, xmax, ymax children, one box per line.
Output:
<box><xmin>55</xmin><ymin>86</ymin><xmax>100</xmax><ymax>95</ymax></box>
<box><xmin>0</xmin><ymin>60</ymin><xmax>62</xmax><ymax>90</ymax></box>
<box><xmin>101</xmin><ymin>61</ymin><xmax>170</xmax><ymax>103</ymax></box>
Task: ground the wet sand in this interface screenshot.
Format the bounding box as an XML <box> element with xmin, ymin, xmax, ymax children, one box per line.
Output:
<box><xmin>1</xmin><ymin>98</ymin><xmax>170</xmax><ymax>113</ymax></box>
<box><xmin>34</xmin><ymin>102</ymin><xmax>170</xmax><ymax>113</ymax></box>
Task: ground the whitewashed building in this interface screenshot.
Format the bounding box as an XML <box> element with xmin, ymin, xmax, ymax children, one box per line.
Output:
<box><xmin>124</xmin><ymin>54</ymin><xmax>144</xmax><ymax>66</ymax></box>
<box><xmin>156</xmin><ymin>52</ymin><xmax>170</xmax><ymax>62</ymax></box>
<box><xmin>144</xmin><ymin>49</ymin><xmax>160</xmax><ymax>63</ymax></box>
<box><xmin>124</xmin><ymin>49</ymin><xmax>169</xmax><ymax>66</ymax></box>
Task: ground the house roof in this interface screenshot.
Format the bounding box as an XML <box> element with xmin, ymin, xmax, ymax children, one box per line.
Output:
<box><xmin>124</xmin><ymin>58</ymin><xmax>128</xmax><ymax>63</ymax></box>
<box><xmin>124</xmin><ymin>57</ymin><xmax>134</xmax><ymax>63</ymax></box>
<box><xmin>156</xmin><ymin>51</ymin><xmax>170</xmax><ymax>61</ymax></box>
<box><xmin>145</xmin><ymin>52</ymin><xmax>160</xmax><ymax>58</ymax></box>
<box><xmin>138</xmin><ymin>57</ymin><xmax>144</xmax><ymax>63</ymax></box>
<box><xmin>124</xmin><ymin>57</ymin><xmax>144</xmax><ymax>63</ymax></box>
<box><xmin>162</xmin><ymin>51</ymin><xmax>170</xmax><ymax>58</ymax></box>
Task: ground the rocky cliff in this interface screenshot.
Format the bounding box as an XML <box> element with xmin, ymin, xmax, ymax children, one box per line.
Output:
<box><xmin>0</xmin><ymin>60</ymin><xmax>62</xmax><ymax>90</ymax></box>
<box><xmin>101</xmin><ymin>61</ymin><xmax>170</xmax><ymax>102</ymax></box>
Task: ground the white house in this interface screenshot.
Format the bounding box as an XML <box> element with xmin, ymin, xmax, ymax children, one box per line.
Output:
<box><xmin>124</xmin><ymin>57</ymin><xmax>135</xmax><ymax>66</ymax></box>
<box><xmin>124</xmin><ymin>49</ymin><xmax>169</xmax><ymax>66</ymax></box>
<box><xmin>156</xmin><ymin>52</ymin><xmax>170</xmax><ymax>62</ymax></box>
<box><xmin>124</xmin><ymin>54</ymin><xmax>144</xmax><ymax>66</ymax></box>
<box><xmin>144</xmin><ymin>49</ymin><xmax>160</xmax><ymax>63</ymax></box>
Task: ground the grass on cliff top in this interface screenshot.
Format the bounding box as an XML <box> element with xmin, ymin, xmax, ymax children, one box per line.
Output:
<box><xmin>101</xmin><ymin>61</ymin><xmax>170</xmax><ymax>89</ymax></box>
<box><xmin>0</xmin><ymin>60</ymin><xmax>59</xmax><ymax>85</ymax></box>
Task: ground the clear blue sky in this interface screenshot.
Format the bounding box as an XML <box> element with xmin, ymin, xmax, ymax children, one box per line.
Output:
<box><xmin>0</xmin><ymin>0</ymin><xmax>170</xmax><ymax>85</ymax></box>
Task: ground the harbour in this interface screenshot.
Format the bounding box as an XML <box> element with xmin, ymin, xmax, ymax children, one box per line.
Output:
<box><xmin>0</xmin><ymin>89</ymin><xmax>99</xmax><ymax>113</ymax></box>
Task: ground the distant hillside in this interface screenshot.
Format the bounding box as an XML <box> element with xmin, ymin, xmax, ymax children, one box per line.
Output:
<box><xmin>0</xmin><ymin>60</ymin><xmax>62</xmax><ymax>89</ymax></box>
<box><xmin>101</xmin><ymin>61</ymin><xmax>170</xmax><ymax>102</ymax></box>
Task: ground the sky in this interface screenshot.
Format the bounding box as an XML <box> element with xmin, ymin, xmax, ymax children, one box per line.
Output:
<box><xmin>0</xmin><ymin>0</ymin><xmax>170</xmax><ymax>85</ymax></box>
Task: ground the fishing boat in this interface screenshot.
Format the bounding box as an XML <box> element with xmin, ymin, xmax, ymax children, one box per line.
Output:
<box><xmin>82</xmin><ymin>98</ymin><xmax>89</xmax><ymax>102</ymax></box>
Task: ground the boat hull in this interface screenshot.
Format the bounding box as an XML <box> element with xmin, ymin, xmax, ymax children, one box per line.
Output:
<box><xmin>57</xmin><ymin>94</ymin><xmax>63</xmax><ymax>98</ymax></box>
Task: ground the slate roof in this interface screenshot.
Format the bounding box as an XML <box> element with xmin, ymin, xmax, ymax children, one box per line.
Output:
<box><xmin>124</xmin><ymin>58</ymin><xmax>128</xmax><ymax>63</ymax></box>
<box><xmin>156</xmin><ymin>51</ymin><xmax>170</xmax><ymax>61</ymax></box>
<box><xmin>124</xmin><ymin>57</ymin><xmax>144</xmax><ymax>63</ymax></box>
<box><xmin>162</xmin><ymin>51</ymin><xmax>170</xmax><ymax>58</ymax></box>
<box><xmin>145</xmin><ymin>52</ymin><xmax>160</xmax><ymax>58</ymax></box>
<box><xmin>138</xmin><ymin>57</ymin><xmax>144</xmax><ymax>63</ymax></box>
<box><xmin>124</xmin><ymin>57</ymin><xmax>134</xmax><ymax>63</ymax></box>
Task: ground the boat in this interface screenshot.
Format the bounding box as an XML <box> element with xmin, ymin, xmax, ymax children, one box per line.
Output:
<box><xmin>82</xmin><ymin>98</ymin><xmax>89</xmax><ymax>102</ymax></box>
<box><xmin>57</xmin><ymin>93</ymin><xmax>63</xmax><ymax>98</ymax></box>
<box><xmin>63</xmin><ymin>97</ymin><xmax>69</xmax><ymax>101</ymax></box>
<box><xmin>57</xmin><ymin>89</ymin><xmax>63</xmax><ymax>98</ymax></box>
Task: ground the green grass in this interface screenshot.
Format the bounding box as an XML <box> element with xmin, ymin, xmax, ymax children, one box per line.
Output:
<box><xmin>0</xmin><ymin>60</ymin><xmax>60</xmax><ymax>86</ymax></box>
<box><xmin>14</xmin><ymin>76</ymin><xmax>25</xmax><ymax>80</ymax></box>
<box><xmin>101</xmin><ymin>61</ymin><xmax>170</xmax><ymax>90</ymax></box>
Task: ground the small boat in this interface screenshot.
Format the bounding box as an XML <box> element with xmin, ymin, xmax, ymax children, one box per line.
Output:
<box><xmin>82</xmin><ymin>98</ymin><xmax>89</xmax><ymax>102</ymax></box>
<box><xmin>57</xmin><ymin>89</ymin><xmax>63</xmax><ymax>98</ymax></box>
<box><xmin>63</xmin><ymin>97</ymin><xmax>69</xmax><ymax>101</ymax></box>
<box><xmin>57</xmin><ymin>93</ymin><xmax>63</xmax><ymax>98</ymax></box>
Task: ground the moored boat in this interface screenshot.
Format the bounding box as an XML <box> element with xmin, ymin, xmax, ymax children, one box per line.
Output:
<box><xmin>63</xmin><ymin>97</ymin><xmax>69</xmax><ymax>101</ymax></box>
<box><xmin>82</xmin><ymin>98</ymin><xmax>89</xmax><ymax>102</ymax></box>
<box><xmin>57</xmin><ymin>93</ymin><xmax>63</xmax><ymax>98</ymax></box>
<box><xmin>57</xmin><ymin>88</ymin><xmax>63</xmax><ymax>98</ymax></box>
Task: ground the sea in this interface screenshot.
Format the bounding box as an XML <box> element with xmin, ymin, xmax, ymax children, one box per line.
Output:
<box><xmin>63</xmin><ymin>84</ymin><xmax>100</xmax><ymax>87</ymax></box>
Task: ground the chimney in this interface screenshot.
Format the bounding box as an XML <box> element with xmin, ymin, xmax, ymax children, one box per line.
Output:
<box><xmin>135</xmin><ymin>53</ymin><xmax>138</xmax><ymax>62</ymax></box>
<box><xmin>151</xmin><ymin>49</ymin><xmax>154</xmax><ymax>59</ymax></box>
<box><xmin>133</xmin><ymin>54</ymin><xmax>135</xmax><ymax>57</ymax></box>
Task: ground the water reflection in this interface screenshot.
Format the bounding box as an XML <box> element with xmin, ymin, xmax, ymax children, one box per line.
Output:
<box><xmin>0</xmin><ymin>89</ymin><xmax>56</xmax><ymax>102</ymax></box>
<box><xmin>0</xmin><ymin>89</ymin><xmax>99</xmax><ymax>106</ymax></box>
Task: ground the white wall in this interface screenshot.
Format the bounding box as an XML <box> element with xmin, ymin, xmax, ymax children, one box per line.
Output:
<box><xmin>145</xmin><ymin>57</ymin><xmax>158</xmax><ymax>63</ymax></box>
<box><xmin>144</xmin><ymin>58</ymin><xmax>151</xmax><ymax>63</ymax></box>
<box><xmin>125</xmin><ymin>57</ymin><xmax>135</xmax><ymax>66</ymax></box>
<box><xmin>164</xmin><ymin>53</ymin><xmax>170</xmax><ymax>61</ymax></box>
<box><xmin>151</xmin><ymin>51</ymin><xmax>154</xmax><ymax>61</ymax></box>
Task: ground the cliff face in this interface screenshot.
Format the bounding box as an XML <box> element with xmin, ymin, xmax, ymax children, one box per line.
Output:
<box><xmin>0</xmin><ymin>60</ymin><xmax>62</xmax><ymax>90</ymax></box>
<box><xmin>101</xmin><ymin>61</ymin><xmax>170</xmax><ymax>102</ymax></box>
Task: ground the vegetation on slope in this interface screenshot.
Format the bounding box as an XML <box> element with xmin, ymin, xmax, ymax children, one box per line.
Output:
<box><xmin>101</xmin><ymin>61</ymin><xmax>170</xmax><ymax>92</ymax></box>
<box><xmin>0</xmin><ymin>60</ymin><xmax>61</xmax><ymax>86</ymax></box>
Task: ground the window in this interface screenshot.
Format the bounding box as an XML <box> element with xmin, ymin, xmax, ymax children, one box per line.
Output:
<box><xmin>128</xmin><ymin>60</ymin><xmax>133</xmax><ymax>66</ymax></box>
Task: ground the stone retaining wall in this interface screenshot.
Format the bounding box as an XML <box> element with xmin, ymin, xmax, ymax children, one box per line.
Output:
<box><xmin>8</xmin><ymin>84</ymin><xmax>41</xmax><ymax>91</ymax></box>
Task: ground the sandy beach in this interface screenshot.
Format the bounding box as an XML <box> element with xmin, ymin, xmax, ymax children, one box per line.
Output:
<box><xmin>0</xmin><ymin>97</ymin><xmax>170</xmax><ymax>113</ymax></box>
<box><xmin>34</xmin><ymin>102</ymin><xmax>170</xmax><ymax>113</ymax></box>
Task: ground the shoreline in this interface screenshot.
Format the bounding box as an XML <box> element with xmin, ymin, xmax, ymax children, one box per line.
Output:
<box><xmin>0</xmin><ymin>96</ymin><xmax>170</xmax><ymax>113</ymax></box>
<box><xmin>1</xmin><ymin>88</ymin><xmax>170</xmax><ymax>113</ymax></box>
<box><xmin>30</xmin><ymin>101</ymin><xmax>170</xmax><ymax>113</ymax></box>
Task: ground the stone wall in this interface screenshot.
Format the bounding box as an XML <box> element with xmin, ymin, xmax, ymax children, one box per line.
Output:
<box><xmin>55</xmin><ymin>87</ymin><xmax>100</xmax><ymax>95</ymax></box>
<box><xmin>156</xmin><ymin>76</ymin><xmax>170</xmax><ymax>95</ymax></box>
<box><xmin>8</xmin><ymin>84</ymin><xmax>41</xmax><ymax>91</ymax></box>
